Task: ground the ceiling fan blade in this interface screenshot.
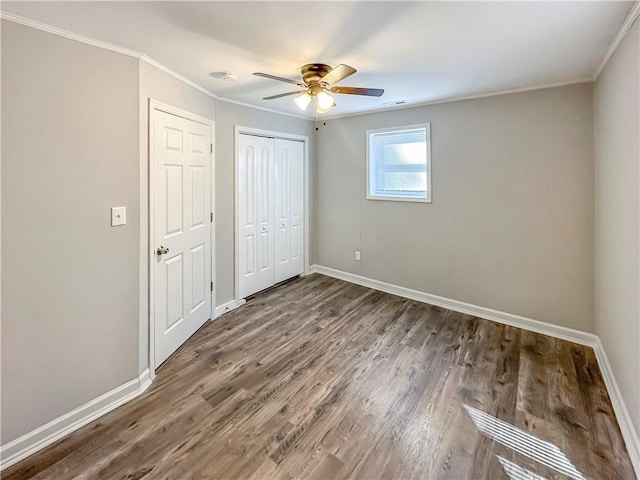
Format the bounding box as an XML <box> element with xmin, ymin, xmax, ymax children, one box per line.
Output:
<box><xmin>330</xmin><ymin>86</ymin><xmax>384</xmax><ymax>97</ymax></box>
<box><xmin>321</xmin><ymin>64</ymin><xmax>357</xmax><ymax>86</ymax></box>
<box><xmin>263</xmin><ymin>91</ymin><xmax>306</xmax><ymax>100</ymax></box>
<box><xmin>253</xmin><ymin>72</ymin><xmax>305</xmax><ymax>87</ymax></box>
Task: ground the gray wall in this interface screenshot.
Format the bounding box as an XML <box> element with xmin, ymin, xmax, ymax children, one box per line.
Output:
<box><xmin>0</xmin><ymin>20</ymin><xmax>315</xmax><ymax>446</ymax></box>
<box><xmin>594</xmin><ymin>20</ymin><xmax>640</xmax><ymax>434</ymax></box>
<box><xmin>138</xmin><ymin>62</ymin><xmax>216</xmax><ymax>374</ymax></box>
<box><xmin>213</xmin><ymin>101</ymin><xmax>315</xmax><ymax>305</ymax></box>
<box><xmin>1</xmin><ymin>21</ymin><xmax>140</xmax><ymax>443</ymax></box>
<box><xmin>5</xmin><ymin>12</ymin><xmax>633</xmax><ymax>454</ymax></box>
<box><xmin>316</xmin><ymin>83</ymin><xmax>595</xmax><ymax>331</ymax></box>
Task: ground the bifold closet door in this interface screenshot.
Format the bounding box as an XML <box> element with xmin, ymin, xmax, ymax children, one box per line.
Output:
<box><xmin>274</xmin><ymin>139</ymin><xmax>304</xmax><ymax>283</ymax></box>
<box><xmin>238</xmin><ymin>134</ymin><xmax>275</xmax><ymax>298</ymax></box>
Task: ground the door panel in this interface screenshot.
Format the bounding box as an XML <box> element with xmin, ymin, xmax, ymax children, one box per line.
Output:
<box><xmin>238</xmin><ymin>134</ymin><xmax>275</xmax><ymax>297</ymax></box>
<box><xmin>154</xmin><ymin>110</ymin><xmax>212</xmax><ymax>367</ymax></box>
<box><xmin>238</xmin><ymin>135</ymin><xmax>303</xmax><ymax>298</ymax></box>
<box><xmin>274</xmin><ymin>139</ymin><xmax>304</xmax><ymax>283</ymax></box>
<box><xmin>191</xmin><ymin>166</ymin><xmax>206</xmax><ymax>228</ymax></box>
<box><xmin>257</xmin><ymin>146</ymin><xmax>273</xmax><ymax>281</ymax></box>
<box><xmin>275</xmin><ymin>147</ymin><xmax>290</xmax><ymax>273</ymax></box>
<box><xmin>165</xmin><ymin>253</ymin><xmax>184</xmax><ymax>331</ymax></box>
<box><xmin>191</xmin><ymin>243</ymin><xmax>206</xmax><ymax>312</ymax></box>
<box><xmin>290</xmin><ymin>142</ymin><xmax>304</xmax><ymax>275</ymax></box>
<box><xmin>165</xmin><ymin>165</ymin><xmax>184</xmax><ymax>236</ymax></box>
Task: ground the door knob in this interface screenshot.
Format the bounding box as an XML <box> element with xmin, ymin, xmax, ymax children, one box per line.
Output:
<box><xmin>156</xmin><ymin>246</ymin><xmax>170</xmax><ymax>256</ymax></box>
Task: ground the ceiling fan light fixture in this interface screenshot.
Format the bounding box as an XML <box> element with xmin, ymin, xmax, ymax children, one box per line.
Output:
<box><xmin>316</xmin><ymin>99</ymin><xmax>336</xmax><ymax>114</ymax></box>
<box><xmin>294</xmin><ymin>92</ymin><xmax>312</xmax><ymax>111</ymax></box>
<box><xmin>316</xmin><ymin>91</ymin><xmax>334</xmax><ymax>110</ymax></box>
<box><xmin>254</xmin><ymin>63</ymin><xmax>383</xmax><ymax>114</ymax></box>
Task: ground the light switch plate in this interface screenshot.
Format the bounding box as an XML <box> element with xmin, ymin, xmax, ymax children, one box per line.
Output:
<box><xmin>111</xmin><ymin>206</ymin><xmax>126</xmax><ymax>226</ymax></box>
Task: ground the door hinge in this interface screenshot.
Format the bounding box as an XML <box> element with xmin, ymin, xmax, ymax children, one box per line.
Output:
<box><xmin>211</xmin><ymin>281</ymin><xmax>214</xmax><ymax>291</ymax></box>
<box><xmin>211</xmin><ymin>212</ymin><xmax>214</xmax><ymax>222</ymax></box>
<box><xmin>210</xmin><ymin>143</ymin><xmax>213</xmax><ymax>153</ymax></box>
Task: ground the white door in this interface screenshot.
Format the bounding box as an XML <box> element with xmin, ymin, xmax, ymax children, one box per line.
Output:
<box><xmin>274</xmin><ymin>139</ymin><xmax>304</xmax><ymax>283</ymax></box>
<box><xmin>238</xmin><ymin>134</ymin><xmax>275</xmax><ymax>298</ymax></box>
<box><xmin>154</xmin><ymin>110</ymin><xmax>212</xmax><ymax>367</ymax></box>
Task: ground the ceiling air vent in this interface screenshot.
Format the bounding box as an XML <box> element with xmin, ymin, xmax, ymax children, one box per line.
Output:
<box><xmin>382</xmin><ymin>100</ymin><xmax>408</xmax><ymax>107</ymax></box>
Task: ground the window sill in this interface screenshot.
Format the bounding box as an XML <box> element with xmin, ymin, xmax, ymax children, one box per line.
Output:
<box><xmin>366</xmin><ymin>194</ymin><xmax>431</xmax><ymax>203</ymax></box>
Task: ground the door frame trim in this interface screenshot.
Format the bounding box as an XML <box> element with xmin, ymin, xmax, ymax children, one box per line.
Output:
<box><xmin>148</xmin><ymin>99</ymin><xmax>215</xmax><ymax>378</ymax></box>
<box><xmin>234</xmin><ymin>126</ymin><xmax>310</xmax><ymax>305</ymax></box>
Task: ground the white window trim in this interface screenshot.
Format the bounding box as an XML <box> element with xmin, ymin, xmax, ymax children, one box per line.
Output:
<box><xmin>366</xmin><ymin>123</ymin><xmax>432</xmax><ymax>203</ymax></box>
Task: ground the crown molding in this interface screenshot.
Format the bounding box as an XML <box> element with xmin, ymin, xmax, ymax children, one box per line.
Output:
<box><xmin>0</xmin><ymin>11</ymin><xmax>141</xmax><ymax>58</ymax></box>
<box><xmin>0</xmin><ymin>11</ymin><xmax>310</xmax><ymax>122</ymax></box>
<box><xmin>4</xmin><ymin>4</ymin><xmax>635</xmax><ymax>124</ymax></box>
<box><xmin>141</xmin><ymin>54</ymin><xmax>308</xmax><ymax>119</ymax></box>
<box><xmin>140</xmin><ymin>55</ymin><xmax>216</xmax><ymax>99</ymax></box>
<box><xmin>214</xmin><ymin>94</ymin><xmax>309</xmax><ymax>120</ymax></box>
<box><xmin>325</xmin><ymin>78</ymin><xmax>593</xmax><ymax>121</ymax></box>
<box><xmin>593</xmin><ymin>1</ymin><xmax>640</xmax><ymax>80</ymax></box>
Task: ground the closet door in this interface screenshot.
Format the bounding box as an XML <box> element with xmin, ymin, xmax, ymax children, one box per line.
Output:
<box><xmin>238</xmin><ymin>134</ymin><xmax>275</xmax><ymax>298</ymax></box>
<box><xmin>274</xmin><ymin>139</ymin><xmax>304</xmax><ymax>283</ymax></box>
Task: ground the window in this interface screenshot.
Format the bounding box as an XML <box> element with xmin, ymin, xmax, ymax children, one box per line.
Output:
<box><xmin>366</xmin><ymin>124</ymin><xmax>431</xmax><ymax>202</ymax></box>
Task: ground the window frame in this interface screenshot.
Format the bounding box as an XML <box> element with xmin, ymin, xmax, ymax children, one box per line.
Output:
<box><xmin>366</xmin><ymin>123</ymin><xmax>432</xmax><ymax>203</ymax></box>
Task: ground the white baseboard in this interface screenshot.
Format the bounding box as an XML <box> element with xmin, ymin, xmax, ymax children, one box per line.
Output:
<box><xmin>0</xmin><ymin>369</ymin><xmax>152</xmax><ymax>471</ymax></box>
<box><xmin>2</xmin><ymin>271</ymin><xmax>638</xmax><ymax>478</ymax></box>
<box><xmin>592</xmin><ymin>337</ymin><xmax>640</xmax><ymax>477</ymax></box>
<box><xmin>310</xmin><ymin>264</ymin><xmax>639</xmax><ymax>477</ymax></box>
<box><xmin>138</xmin><ymin>368</ymin><xmax>153</xmax><ymax>393</ymax></box>
<box><xmin>310</xmin><ymin>265</ymin><xmax>595</xmax><ymax>346</ymax></box>
<box><xmin>0</xmin><ymin>296</ymin><xmax>247</xmax><ymax>471</ymax></box>
<box><xmin>214</xmin><ymin>298</ymin><xmax>246</xmax><ymax>318</ymax></box>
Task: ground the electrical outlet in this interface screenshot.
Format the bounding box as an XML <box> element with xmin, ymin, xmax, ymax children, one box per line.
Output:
<box><xmin>355</xmin><ymin>251</ymin><xmax>361</xmax><ymax>261</ymax></box>
<box><xmin>111</xmin><ymin>206</ymin><xmax>126</xmax><ymax>226</ymax></box>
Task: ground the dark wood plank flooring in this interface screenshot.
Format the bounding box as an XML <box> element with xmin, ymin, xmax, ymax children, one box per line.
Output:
<box><xmin>3</xmin><ymin>274</ymin><xmax>634</xmax><ymax>479</ymax></box>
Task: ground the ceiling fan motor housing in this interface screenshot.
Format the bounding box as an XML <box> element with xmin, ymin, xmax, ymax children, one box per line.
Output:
<box><xmin>254</xmin><ymin>63</ymin><xmax>383</xmax><ymax>103</ymax></box>
<box><xmin>301</xmin><ymin>63</ymin><xmax>333</xmax><ymax>86</ymax></box>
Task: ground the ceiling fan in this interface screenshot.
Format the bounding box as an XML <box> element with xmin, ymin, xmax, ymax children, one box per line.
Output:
<box><xmin>253</xmin><ymin>63</ymin><xmax>384</xmax><ymax>113</ymax></box>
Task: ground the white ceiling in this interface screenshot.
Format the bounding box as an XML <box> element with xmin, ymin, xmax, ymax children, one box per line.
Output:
<box><xmin>2</xmin><ymin>1</ymin><xmax>634</xmax><ymax>118</ymax></box>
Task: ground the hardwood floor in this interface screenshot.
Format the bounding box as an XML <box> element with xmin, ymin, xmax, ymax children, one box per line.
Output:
<box><xmin>3</xmin><ymin>274</ymin><xmax>634</xmax><ymax>479</ymax></box>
